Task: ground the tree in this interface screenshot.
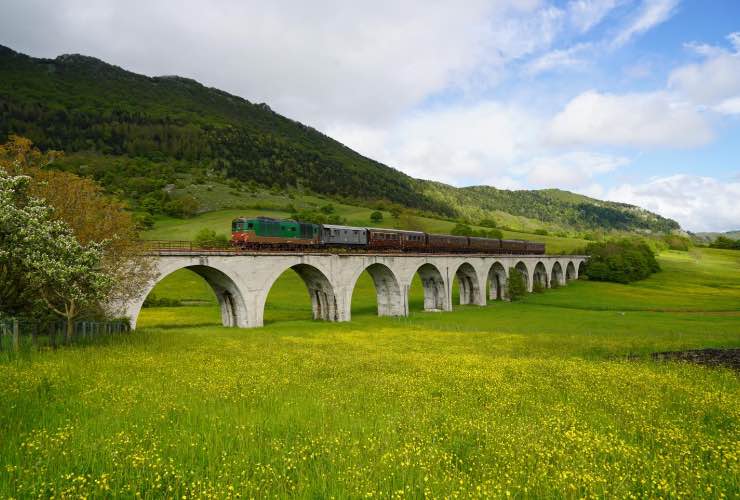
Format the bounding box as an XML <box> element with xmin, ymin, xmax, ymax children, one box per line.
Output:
<box><xmin>390</xmin><ymin>206</ymin><xmax>403</xmax><ymax>219</ymax></box>
<box><xmin>320</xmin><ymin>204</ymin><xmax>335</xmax><ymax>215</ymax></box>
<box><xmin>0</xmin><ymin>169</ymin><xmax>112</xmax><ymax>339</ymax></box>
<box><xmin>451</xmin><ymin>223</ymin><xmax>473</xmax><ymax>236</ymax></box>
<box><xmin>1</xmin><ymin>136</ymin><xmax>156</xmax><ymax>311</ymax></box>
<box><xmin>582</xmin><ymin>239</ymin><xmax>660</xmax><ymax>283</ymax></box>
<box><xmin>507</xmin><ymin>268</ymin><xmax>527</xmax><ymax>300</ymax></box>
<box><xmin>370</xmin><ymin>211</ymin><xmax>383</xmax><ymax>223</ymax></box>
<box><xmin>194</xmin><ymin>228</ymin><xmax>230</xmax><ymax>248</ymax></box>
<box><xmin>479</xmin><ymin>218</ymin><xmax>497</xmax><ymax>228</ymax></box>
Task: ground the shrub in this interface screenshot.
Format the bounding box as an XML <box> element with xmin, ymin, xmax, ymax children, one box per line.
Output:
<box><xmin>193</xmin><ymin>228</ymin><xmax>230</xmax><ymax>248</ymax></box>
<box><xmin>164</xmin><ymin>195</ymin><xmax>200</xmax><ymax>218</ymax></box>
<box><xmin>710</xmin><ymin>236</ymin><xmax>740</xmax><ymax>250</ymax></box>
<box><xmin>582</xmin><ymin>239</ymin><xmax>660</xmax><ymax>283</ymax></box>
<box><xmin>507</xmin><ymin>268</ymin><xmax>527</xmax><ymax>300</ymax></box>
<box><xmin>370</xmin><ymin>211</ymin><xmax>383</xmax><ymax>223</ymax></box>
<box><xmin>663</xmin><ymin>234</ymin><xmax>691</xmax><ymax>251</ymax></box>
<box><xmin>320</xmin><ymin>204</ymin><xmax>335</xmax><ymax>215</ymax></box>
<box><xmin>534</xmin><ymin>229</ymin><xmax>549</xmax><ymax>236</ymax></box>
<box><xmin>479</xmin><ymin>218</ymin><xmax>497</xmax><ymax>228</ymax></box>
<box><xmin>451</xmin><ymin>223</ymin><xmax>473</xmax><ymax>236</ymax></box>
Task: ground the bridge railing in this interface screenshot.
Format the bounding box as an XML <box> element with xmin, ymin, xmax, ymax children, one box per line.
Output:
<box><xmin>142</xmin><ymin>240</ymin><xmax>237</xmax><ymax>254</ymax></box>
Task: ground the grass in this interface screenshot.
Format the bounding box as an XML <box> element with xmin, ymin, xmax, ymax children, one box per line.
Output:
<box><xmin>0</xmin><ymin>248</ymin><xmax>738</xmax><ymax>497</ymax></box>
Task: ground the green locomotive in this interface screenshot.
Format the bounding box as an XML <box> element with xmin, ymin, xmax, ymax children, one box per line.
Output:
<box><xmin>231</xmin><ymin>216</ymin><xmax>319</xmax><ymax>248</ymax></box>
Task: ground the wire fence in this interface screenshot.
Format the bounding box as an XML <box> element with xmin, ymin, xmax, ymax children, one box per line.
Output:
<box><xmin>0</xmin><ymin>318</ymin><xmax>131</xmax><ymax>352</ymax></box>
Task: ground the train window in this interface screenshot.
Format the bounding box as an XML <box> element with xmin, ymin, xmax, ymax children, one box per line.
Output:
<box><xmin>247</xmin><ymin>223</ymin><xmax>254</xmax><ymax>229</ymax></box>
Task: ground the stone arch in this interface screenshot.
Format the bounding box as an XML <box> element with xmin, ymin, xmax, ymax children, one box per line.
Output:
<box><xmin>551</xmin><ymin>262</ymin><xmax>565</xmax><ymax>287</ymax></box>
<box><xmin>514</xmin><ymin>261</ymin><xmax>531</xmax><ymax>292</ymax></box>
<box><xmin>566</xmin><ymin>261</ymin><xmax>577</xmax><ymax>282</ymax></box>
<box><xmin>284</xmin><ymin>263</ymin><xmax>339</xmax><ymax>321</ymax></box>
<box><xmin>488</xmin><ymin>262</ymin><xmax>508</xmax><ymax>301</ymax></box>
<box><xmin>578</xmin><ymin>260</ymin><xmax>586</xmax><ymax>279</ymax></box>
<box><xmin>128</xmin><ymin>264</ymin><xmax>248</xmax><ymax>329</ymax></box>
<box><xmin>454</xmin><ymin>262</ymin><xmax>484</xmax><ymax>306</ymax></box>
<box><xmin>350</xmin><ymin>263</ymin><xmax>405</xmax><ymax>317</ymax></box>
<box><xmin>533</xmin><ymin>261</ymin><xmax>549</xmax><ymax>290</ymax></box>
<box><xmin>416</xmin><ymin>263</ymin><xmax>448</xmax><ymax>311</ymax></box>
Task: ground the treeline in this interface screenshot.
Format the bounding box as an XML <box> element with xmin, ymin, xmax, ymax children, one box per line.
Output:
<box><xmin>710</xmin><ymin>236</ymin><xmax>740</xmax><ymax>250</ymax></box>
<box><xmin>0</xmin><ymin>46</ymin><xmax>451</xmax><ymax>217</ymax></box>
<box><xmin>421</xmin><ymin>182</ymin><xmax>680</xmax><ymax>233</ymax></box>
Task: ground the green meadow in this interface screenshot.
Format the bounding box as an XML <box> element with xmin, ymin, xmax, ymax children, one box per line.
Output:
<box><xmin>1</xmin><ymin>248</ymin><xmax>738</xmax><ymax>497</ymax></box>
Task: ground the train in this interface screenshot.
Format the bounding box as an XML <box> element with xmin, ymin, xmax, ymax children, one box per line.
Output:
<box><xmin>231</xmin><ymin>216</ymin><xmax>546</xmax><ymax>254</ymax></box>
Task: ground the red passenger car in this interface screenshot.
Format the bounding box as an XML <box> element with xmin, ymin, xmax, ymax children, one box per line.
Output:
<box><xmin>501</xmin><ymin>239</ymin><xmax>527</xmax><ymax>254</ymax></box>
<box><xmin>468</xmin><ymin>236</ymin><xmax>502</xmax><ymax>253</ymax></box>
<box><xmin>427</xmin><ymin>234</ymin><xmax>469</xmax><ymax>252</ymax></box>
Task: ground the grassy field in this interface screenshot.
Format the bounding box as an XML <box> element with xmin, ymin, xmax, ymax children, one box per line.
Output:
<box><xmin>0</xmin><ymin>249</ymin><xmax>738</xmax><ymax>497</ymax></box>
<box><xmin>144</xmin><ymin>207</ymin><xmax>589</xmax><ymax>254</ymax></box>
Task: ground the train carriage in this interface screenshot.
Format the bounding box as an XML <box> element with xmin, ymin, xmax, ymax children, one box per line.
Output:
<box><xmin>366</xmin><ymin>228</ymin><xmax>426</xmax><ymax>252</ymax></box>
<box><xmin>320</xmin><ymin>224</ymin><xmax>367</xmax><ymax>247</ymax></box>
<box><xmin>501</xmin><ymin>239</ymin><xmax>527</xmax><ymax>254</ymax></box>
<box><xmin>427</xmin><ymin>233</ymin><xmax>468</xmax><ymax>253</ymax></box>
<box><xmin>525</xmin><ymin>242</ymin><xmax>546</xmax><ymax>255</ymax></box>
<box><xmin>468</xmin><ymin>236</ymin><xmax>502</xmax><ymax>253</ymax></box>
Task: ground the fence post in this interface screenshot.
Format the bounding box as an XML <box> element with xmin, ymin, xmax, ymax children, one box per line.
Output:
<box><xmin>12</xmin><ymin>319</ymin><xmax>20</xmax><ymax>352</ymax></box>
<box><xmin>49</xmin><ymin>322</ymin><xmax>56</xmax><ymax>350</ymax></box>
<box><xmin>31</xmin><ymin>322</ymin><xmax>38</xmax><ymax>349</ymax></box>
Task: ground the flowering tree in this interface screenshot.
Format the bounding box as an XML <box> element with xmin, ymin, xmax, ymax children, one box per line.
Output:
<box><xmin>0</xmin><ymin>170</ymin><xmax>112</xmax><ymax>339</ymax></box>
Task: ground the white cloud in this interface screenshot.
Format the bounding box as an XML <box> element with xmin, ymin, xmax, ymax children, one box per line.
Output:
<box><xmin>548</xmin><ymin>90</ymin><xmax>713</xmax><ymax>148</ymax></box>
<box><xmin>521</xmin><ymin>152</ymin><xmax>629</xmax><ymax>188</ymax></box>
<box><xmin>0</xmin><ymin>0</ymin><xmax>570</xmax><ymax>129</ymax></box>
<box><xmin>328</xmin><ymin>101</ymin><xmax>539</xmax><ymax>186</ymax></box>
<box><xmin>607</xmin><ymin>175</ymin><xmax>740</xmax><ymax>232</ymax></box>
<box><xmin>669</xmin><ymin>33</ymin><xmax>740</xmax><ymax>114</ymax></box>
<box><xmin>567</xmin><ymin>0</ymin><xmax>621</xmax><ymax>33</ymax></box>
<box><xmin>524</xmin><ymin>43</ymin><xmax>592</xmax><ymax>75</ymax></box>
<box><xmin>611</xmin><ymin>0</ymin><xmax>678</xmax><ymax>48</ymax></box>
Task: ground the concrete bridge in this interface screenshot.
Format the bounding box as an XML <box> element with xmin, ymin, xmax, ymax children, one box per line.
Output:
<box><xmin>120</xmin><ymin>252</ymin><xmax>587</xmax><ymax>329</ymax></box>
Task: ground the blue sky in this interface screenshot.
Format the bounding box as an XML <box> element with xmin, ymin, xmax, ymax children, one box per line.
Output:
<box><xmin>1</xmin><ymin>0</ymin><xmax>738</xmax><ymax>231</ymax></box>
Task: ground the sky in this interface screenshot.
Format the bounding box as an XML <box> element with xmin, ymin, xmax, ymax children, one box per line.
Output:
<box><xmin>1</xmin><ymin>0</ymin><xmax>739</xmax><ymax>232</ymax></box>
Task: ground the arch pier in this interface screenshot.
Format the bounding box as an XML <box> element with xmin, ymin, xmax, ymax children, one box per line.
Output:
<box><xmin>119</xmin><ymin>253</ymin><xmax>587</xmax><ymax>329</ymax></box>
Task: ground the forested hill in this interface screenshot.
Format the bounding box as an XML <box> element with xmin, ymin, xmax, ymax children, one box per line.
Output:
<box><xmin>0</xmin><ymin>45</ymin><xmax>680</xmax><ymax>233</ymax></box>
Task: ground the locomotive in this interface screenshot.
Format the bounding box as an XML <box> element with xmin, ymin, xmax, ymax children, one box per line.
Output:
<box><xmin>231</xmin><ymin>216</ymin><xmax>545</xmax><ymax>254</ymax></box>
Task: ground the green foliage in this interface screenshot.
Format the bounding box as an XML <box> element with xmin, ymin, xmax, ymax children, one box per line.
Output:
<box><xmin>583</xmin><ymin>239</ymin><xmax>660</xmax><ymax>283</ymax></box>
<box><xmin>479</xmin><ymin>218</ymin><xmax>497</xmax><ymax>228</ymax></box>
<box><xmin>534</xmin><ymin>229</ymin><xmax>548</xmax><ymax>236</ymax></box>
<box><xmin>507</xmin><ymin>268</ymin><xmax>527</xmax><ymax>300</ymax></box>
<box><xmin>710</xmin><ymin>236</ymin><xmax>740</xmax><ymax>250</ymax></box>
<box><xmin>0</xmin><ymin>169</ymin><xmax>112</xmax><ymax>329</ymax></box>
<box><xmin>390</xmin><ymin>207</ymin><xmax>403</xmax><ymax>219</ymax></box>
<box><xmin>320</xmin><ymin>204</ymin><xmax>335</xmax><ymax>215</ymax></box>
<box><xmin>451</xmin><ymin>223</ymin><xmax>473</xmax><ymax>236</ymax></box>
<box><xmin>370</xmin><ymin>211</ymin><xmax>383</xmax><ymax>223</ymax></box>
<box><xmin>163</xmin><ymin>194</ymin><xmax>200</xmax><ymax>218</ymax></box>
<box><xmin>0</xmin><ymin>46</ymin><xmax>451</xmax><ymax>217</ymax></box>
<box><xmin>142</xmin><ymin>293</ymin><xmax>181</xmax><ymax>308</ymax></box>
<box><xmin>193</xmin><ymin>228</ymin><xmax>229</xmax><ymax>248</ymax></box>
<box><xmin>662</xmin><ymin>234</ymin><xmax>692</xmax><ymax>251</ymax></box>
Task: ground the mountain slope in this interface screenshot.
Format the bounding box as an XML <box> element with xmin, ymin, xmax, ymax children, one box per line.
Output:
<box><xmin>0</xmin><ymin>45</ymin><xmax>679</xmax><ymax>233</ymax></box>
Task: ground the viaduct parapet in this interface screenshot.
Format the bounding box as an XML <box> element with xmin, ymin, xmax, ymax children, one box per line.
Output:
<box><xmin>118</xmin><ymin>252</ymin><xmax>587</xmax><ymax>329</ymax></box>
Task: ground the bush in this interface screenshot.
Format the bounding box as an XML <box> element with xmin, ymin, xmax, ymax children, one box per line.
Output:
<box><xmin>582</xmin><ymin>239</ymin><xmax>660</xmax><ymax>283</ymax></box>
<box><xmin>451</xmin><ymin>223</ymin><xmax>473</xmax><ymax>236</ymax></box>
<box><xmin>320</xmin><ymin>204</ymin><xmax>335</xmax><ymax>215</ymax></box>
<box><xmin>479</xmin><ymin>218</ymin><xmax>497</xmax><ymax>228</ymax></box>
<box><xmin>534</xmin><ymin>229</ymin><xmax>549</xmax><ymax>236</ymax></box>
<box><xmin>164</xmin><ymin>195</ymin><xmax>199</xmax><ymax>218</ymax></box>
<box><xmin>710</xmin><ymin>236</ymin><xmax>740</xmax><ymax>250</ymax></box>
<box><xmin>193</xmin><ymin>228</ymin><xmax>230</xmax><ymax>248</ymax></box>
<box><xmin>507</xmin><ymin>268</ymin><xmax>528</xmax><ymax>300</ymax></box>
<box><xmin>142</xmin><ymin>294</ymin><xmax>181</xmax><ymax>308</ymax></box>
<box><xmin>370</xmin><ymin>211</ymin><xmax>383</xmax><ymax>223</ymax></box>
<box><xmin>663</xmin><ymin>234</ymin><xmax>691</xmax><ymax>251</ymax></box>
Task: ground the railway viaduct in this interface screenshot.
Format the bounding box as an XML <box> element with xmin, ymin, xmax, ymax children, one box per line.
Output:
<box><xmin>118</xmin><ymin>252</ymin><xmax>587</xmax><ymax>329</ymax></box>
